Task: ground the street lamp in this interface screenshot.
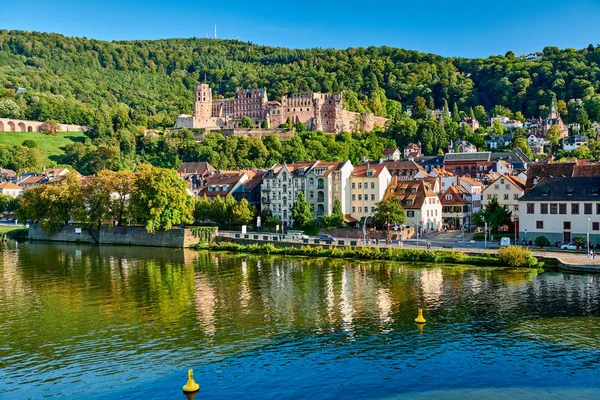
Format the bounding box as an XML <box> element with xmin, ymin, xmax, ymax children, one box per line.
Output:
<box><xmin>387</xmin><ymin>212</ymin><xmax>390</xmax><ymax>245</ymax></box>
<box><xmin>514</xmin><ymin>216</ymin><xmax>518</xmax><ymax>246</ymax></box>
<box><xmin>588</xmin><ymin>218</ymin><xmax>591</xmax><ymax>256</ymax></box>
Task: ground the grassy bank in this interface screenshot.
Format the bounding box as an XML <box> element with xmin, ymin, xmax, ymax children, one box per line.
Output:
<box><xmin>0</xmin><ymin>225</ymin><xmax>28</xmax><ymax>240</ymax></box>
<box><xmin>0</xmin><ymin>131</ymin><xmax>86</xmax><ymax>165</ymax></box>
<box><xmin>194</xmin><ymin>241</ymin><xmax>540</xmax><ymax>268</ymax></box>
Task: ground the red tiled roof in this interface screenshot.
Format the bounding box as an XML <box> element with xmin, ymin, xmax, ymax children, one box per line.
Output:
<box><xmin>351</xmin><ymin>164</ymin><xmax>388</xmax><ymax>178</ymax></box>
<box><xmin>0</xmin><ymin>182</ymin><xmax>21</xmax><ymax>190</ymax></box>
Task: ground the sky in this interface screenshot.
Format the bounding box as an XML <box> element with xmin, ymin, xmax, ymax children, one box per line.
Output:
<box><xmin>2</xmin><ymin>0</ymin><xmax>600</xmax><ymax>58</ymax></box>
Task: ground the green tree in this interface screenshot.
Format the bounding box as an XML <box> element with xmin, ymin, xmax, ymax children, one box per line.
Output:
<box><xmin>40</xmin><ymin>120</ymin><xmax>61</xmax><ymax>136</ymax></box>
<box><xmin>511</xmin><ymin>136</ymin><xmax>533</xmax><ymax>158</ymax></box>
<box><xmin>473</xmin><ymin>106</ymin><xmax>487</xmax><ymax>126</ymax></box>
<box><xmin>412</xmin><ymin>96</ymin><xmax>428</xmax><ymax>120</ymax></box>
<box><xmin>291</xmin><ymin>191</ymin><xmax>315</xmax><ymax>229</ymax></box>
<box><xmin>322</xmin><ymin>198</ymin><xmax>344</xmax><ymax>229</ymax></box>
<box><xmin>491</xmin><ymin>119</ymin><xmax>505</xmax><ymax>136</ymax></box>
<box><xmin>209</xmin><ymin>195</ymin><xmax>227</xmax><ymax>223</ymax></box>
<box><xmin>481</xmin><ymin>197</ymin><xmax>511</xmax><ymax>233</ymax></box>
<box><xmin>372</xmin><ymin>197</ymin><xmax>406</xmax><ymax>226</ymax></box>
<box><xmin>240</xmin><ymin>116</ymin><xmax>254</xmax><ymax>129</ymax></box>
<box><xmin>129</xmin><ymin>164</ymin><xmax>194</xmax><ymax>233</ymax></box>
<box><xmin>232</xmin><ymin>198</ymin><xmax>255</xmax><ymax>224</ymax></box>
<box><xmin>194</xmin><ymin>194</ymin><xmax>211</xmax><ymax>223</ymax></box>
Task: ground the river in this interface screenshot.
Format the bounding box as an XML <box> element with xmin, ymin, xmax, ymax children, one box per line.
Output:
<box><xmin>1</xmin><ymin>242</ymin><xmax>600</xmax><ymax>399</ymax></box>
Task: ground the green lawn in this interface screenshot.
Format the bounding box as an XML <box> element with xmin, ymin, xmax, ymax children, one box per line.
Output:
<box><xmin>0</xmin><ymin>131</ymin><xmax>87</xmax><ymax>166</ymax></box>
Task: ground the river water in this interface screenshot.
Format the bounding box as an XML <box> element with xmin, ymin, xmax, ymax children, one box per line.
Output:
<box><xmin>1</xmin><ymin>242</ymin><xmax>600</xmax><ymax>399</ymax></box>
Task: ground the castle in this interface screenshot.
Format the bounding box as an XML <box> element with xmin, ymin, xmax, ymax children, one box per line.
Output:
<box><xmin>174</xmin><ymin>84</ymin><xmax>388</xmax><ymax>134</ymax></box>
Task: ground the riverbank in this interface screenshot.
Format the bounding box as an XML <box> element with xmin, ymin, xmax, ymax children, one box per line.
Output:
<box><xmin>194</xmin><ymin>240</ymin><xmax>541</xmax><ymax>268</ymax></box>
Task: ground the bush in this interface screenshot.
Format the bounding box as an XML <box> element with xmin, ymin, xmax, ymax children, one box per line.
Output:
<box><xmin>534</xmin><ymin>236</ymin><xmax>551</xmax><ymax>247</ymax></box>
<box><xmin>22</xmin><ymin>139</ymin><xmax>38</xmax><ymax>148</ymax></box>
<box><xmin>498</xmin><ymin>246</ymin><xmax>538</xmax><ymax>268</ymax></box>
<box><xmin>573</xmin><ymin>236</ymin><xmax>587</xmax><ymax>248</ymax></box>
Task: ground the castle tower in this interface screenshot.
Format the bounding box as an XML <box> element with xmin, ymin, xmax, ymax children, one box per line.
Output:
<box><xmin>194</xmin><ymin>84</ymin><xmax>213</xmax><ymax>119</ymax></box>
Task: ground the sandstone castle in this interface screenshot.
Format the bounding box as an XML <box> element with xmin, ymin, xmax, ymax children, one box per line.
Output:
<box><xmin>175</xmin><ymin>84</ymin><xmax>388</xmax><ymax>134</ymax></box>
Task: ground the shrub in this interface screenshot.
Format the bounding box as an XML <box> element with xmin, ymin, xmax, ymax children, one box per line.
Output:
<box><xmin>573</xmin><ymin>236</ymin><xmax>587</xmax><ymax>248</ymax></box>
<box><xmin>534</xmin><ymin>236</ymin><xmax>551</xmax><ymax>247</ymax></box>
<box><xmin>498</xmin><ymin>246</ymin><xmax>537</xmax><ymax>268</ymax></box>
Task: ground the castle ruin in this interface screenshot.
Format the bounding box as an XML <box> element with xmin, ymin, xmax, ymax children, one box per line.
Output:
<box><xmin>175</xmin><ymin>84</ymin><xmax>388</xmax><ymax>134</ymax></box>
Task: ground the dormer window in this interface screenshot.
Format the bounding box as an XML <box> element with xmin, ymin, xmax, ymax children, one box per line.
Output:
<box><xmin>566</xmin><ymin>187</ymin><xmax>574</xmax><ymax>196</ymax></box>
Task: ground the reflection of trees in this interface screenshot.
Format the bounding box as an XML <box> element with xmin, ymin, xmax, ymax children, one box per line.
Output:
<box><xmin>3</xmin><ymin>244</ymin><xmax>589</xmax><ymax>397</ymax></box>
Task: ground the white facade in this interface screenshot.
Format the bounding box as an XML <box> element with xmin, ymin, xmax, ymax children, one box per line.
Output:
<box><xmin>349</xmin><ymin>165</ymin><xmax>392</xmax><ymax>221</ymax></box>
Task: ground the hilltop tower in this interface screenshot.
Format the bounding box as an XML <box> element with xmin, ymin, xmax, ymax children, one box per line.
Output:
<box><xmin>194</xmin><ymin>84</ymin><xmax>213</xmax><ymax>119</ymax></box>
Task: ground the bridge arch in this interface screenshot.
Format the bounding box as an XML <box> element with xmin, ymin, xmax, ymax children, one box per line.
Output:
<box><xmin>0</xmin><ymin>120</ymin><xmax>4</xmax><ymax>132</ymax></box>
<box><xmin>17</xmin><ymin>122</ymin><xmax>26</xmax><ymax>132</ymax></box>
<box><xmin>7</xmin><ymin>121</ymin><xmax>15</xmax><ymax>132</ymax></box>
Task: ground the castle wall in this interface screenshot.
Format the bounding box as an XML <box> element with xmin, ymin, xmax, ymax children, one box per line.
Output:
<box><xmin>0</xmin><ymin>118</ymin><xmax>86</xmax><ymax>133</ymax></box>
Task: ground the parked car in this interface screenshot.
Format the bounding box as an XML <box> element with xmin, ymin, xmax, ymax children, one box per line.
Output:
<box><xmin>500</xmin><ymin>237</ymin><xmax>511</xmax><ymax>247</ymax></box>
<box><xmin>319</xmin><ymin>234</ymin><xmax>334</xmax><ymax>241</ymax></box>
<box><xmin>561</xmin><ymin>243</ymin><xmax>577</xmax><ymax>250</ymax></box>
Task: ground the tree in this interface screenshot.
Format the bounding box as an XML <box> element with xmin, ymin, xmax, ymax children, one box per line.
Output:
<box><xmin>104</xmin><ymin>170</ymin><xmax>135</xmax><ymax>225</ymax></box>
<box><xmin>372</xmin><ymin>197</ymin><xmax>406</xmax><ymax>226</ymax></box>
<box><xmin>291</xmin><ymin>191</ymin><xmax>315</xmax><ymax>229</ymax></box>
<box><xmin>412</xmin><ymin>96</ymin><xmax>428</xmax><ymax>120</ymax></box>
<box><xmin>546</xmin><ymin>125</ymin><xmax>562</xmax><ymax>146</ymax></box>
<box><xmin>40</xmin><ymin>120</ymin><xmax>61</xmax><ymax>136</ymax></box>
<box><xmin>240</xmin><ymin>116</ymin><xmax>254</xmax><ymax>129</ymax></box>
<box><xmin>511</xmin><ymin>136</ymin><xmax>533</xmax><ymax>158</ymax></box>
<box><xmin>473</xmin><ymin>106</ymin><xmax>487</xmax><ymax>126</ymax></box>
<box><xmin>260</xmin><ymin>119</ymin><xmax>269</xmax><ymax>129</ymax></box>
<box><xmin>209</xmin><ymin>195</ymin><xmax>227</xmax><ymax>223</ymax></box>
<box><xmin>481</xmin><ymin>197</ymin><xmax>511</xmax><ymax>233</ymax></box>
<box><xmin>129</xmin><ymin>164</ymin><xmax>194</xmax><ymax>233</ymax></box>
<box><xmin>232</xmin><ymin>198</ymin><xmax>254</xmax><ymax>224</ymax></box>
<box><xmin>322</xmin><ymin>198</ymin><xmax>344</xmax><ymax>229</ymax></box>
<box><xmin>17</xmin><ymin>173</ymin><xmax>82</xmax><ymax>235</ymax></box>
<box><xmin>194</xmin><ymin>194</ymin><xmax>211</xmax><ymax>223</ymax></box>
<box><xmin>491</xmin><ymin>119</ymin><xmax>505</xmax><ymax>136</ymax></box>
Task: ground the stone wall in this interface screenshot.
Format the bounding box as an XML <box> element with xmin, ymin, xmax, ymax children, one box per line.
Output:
<box><xmin>29</xmin><ymin>224</ymin><xmax>201</xmax><ymax>248</ymax></box>
<box><xmin>218</xmin><ymin>128</ymin><xmax>295</xmax><ymax>140</ymax></box>
<box><xmin>0</xmin><ymin>118</ymin><xmax>86</xmax><ymax>133</ymax></box>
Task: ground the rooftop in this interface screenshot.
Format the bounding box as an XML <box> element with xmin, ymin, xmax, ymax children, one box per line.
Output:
<box><xmin>521</xmin><ymin>176</ymin><xmax>600</xmax><ymax>202</ymax></box>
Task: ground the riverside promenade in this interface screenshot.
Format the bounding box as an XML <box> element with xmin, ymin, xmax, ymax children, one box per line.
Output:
<box><xmin>217</xmin><ymin>231</ymin><xmax>600</xmax><ymax>272</ymax></box>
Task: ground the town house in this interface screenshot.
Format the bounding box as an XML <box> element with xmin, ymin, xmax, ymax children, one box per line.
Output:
<box><xmin>383</xmin><ymin>178</ymin><xmax>441</xmax><ymax>234</ymax></box>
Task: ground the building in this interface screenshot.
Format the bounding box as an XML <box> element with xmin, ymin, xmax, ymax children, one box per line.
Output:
<box><xmin>177</xmin><ymin>162</ymin><xmax>217</xmax><ymax>196</ymax></box>
<box><xmin>383</xmin><ymin>148</ymin><xmax>401</xmax><ymax>161</ymax></box>
<box><xmin>533</xmin><ymin>100</ymin><xmax>568</xmax><ymax>138</ymax></box>
<box><xmin>563</xmin><ymin>135</ymin><xmax>589</xmax><ymax>152</ymax></box>
<box><xmin>459</xmin><ymin>177</ymin><xmax>484</xmax><ymax>213</ymax></box>
<box><xmin>527</xmin><ymin>134</ymin><xmax>547</xmax><ymax>155</ymax></box>
<box><xmin>349</xmin><ymin>164</ymin><xmax>392</xmax><ymax>222</ymax></box>
<box><xmin>304</xmin><ymin>161</ymin><xmax>354</xmax><ymax>219</ymax></box>
<box><xmin>440</xmin><ymin>185</ymin><xmax>471</xmax><ymax>230</ymax></box>
<box><xmin>430</xmin><ymin>168</ymin><xmax>456</xmax><ymax>193</ymax></box>
<box><xmin>261</xmin><ymin>162</ymin><xmax>317</xmax><ymax>227</ymax></box>
<box><xmin>490</xmin><ymin>116</ymin><xmax>523</xmax><ymax>129</ymax></box>
<box><xmin>524</xmin><ymin>161</ymin><xmax>600</xmax><ymax>192</ymax></box>
<box><xmin>519</xmin><ymin>176</ymin><xmax>600</xmax><ymax>244</ymax></box>
<box><xmin>487</xmin><ymin>134</ymin><xmax>513</xmax><ymax>149</ymax></box>
<box><xmin>0</xmin><ymin>182</ymin><xmax>22</xmax><ymax>198</ymax></box>
<box><xmin>403</xmin><ymin>143</ymin><xmax>422</xmax><ymax>158</ymax></box>
<box><xmin>379</xmin><ymin>160</ymin><xmax>427</xmax><ymax>180</ymax></box>
<box><xmin>481</xmin><ymin>175</ymin><xmax>525</xmax><ymax>218</ymax></box>
<box><xmin>448</xmin><ymin>140</ymin><xmax>477</xmax><ymax>153</ymax></box>
<box><xmin>444</xmin><ymin>152</ymin><xmax>493</xmax><ymax>178</ymax></box>
<box><xmin>383</xmin><ymin>178</ymin><xmax>441</xmax><ymax>233</ymax></box>
<box><xmin>175</xmin><ymin>84</ymin><xmax>388</xmax><ymax>133</ymax></box>
<box><xmin>0</xmin><ymin>118</ymin><xmax>86</xmax><ymax>133</ymax></box>
<box><xmin>460</xmin><ymin>117</ymin><xmax>480</xmax><ymax>132</ymax></box>
<box><xmin>414</xmin><ymin>156</ymin><xmax>444</xmax><ymax>173</ymax></box>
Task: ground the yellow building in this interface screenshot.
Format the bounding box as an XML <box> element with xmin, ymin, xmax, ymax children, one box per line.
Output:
<box><xmin>349</xmin><ymin>164</ymin><xmax>392</xmax><ymax>221</ymax></box>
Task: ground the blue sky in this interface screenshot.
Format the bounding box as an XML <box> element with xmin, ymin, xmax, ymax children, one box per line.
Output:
<box><xmin>2</xmin><ymin>0</ymin><xmax>600</xmax><ymax>57</ymax></box>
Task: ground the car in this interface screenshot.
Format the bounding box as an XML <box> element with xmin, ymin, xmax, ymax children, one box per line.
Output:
<box><xmin>318</xmin><ymin>234</ymin><xmax>334</xmax><ymax>241</ymax></box>
<box><xmin>561</xmin><ymin>243</ymin><xmax>578</xmax><ymax>250</ymax></box>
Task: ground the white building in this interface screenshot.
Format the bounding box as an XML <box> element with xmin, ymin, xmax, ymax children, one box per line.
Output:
<box><xmin>383</xmin><ymin>178</ymin><xmax>442</xmax><ymax>233</ymax></box>
<box><xmin>563</xmin><ymin>135</ymin><xmax>589</xmax><ymax>152</ymax></box>
<box><xmin>304</xmin><ymin>161</ymin><xmax>354</xmax><ymax>219</ymax></box>
<box><xmin>482</xmin><ymin>175</ymin><xmax>525</xmax><ymax>218</ymax></box>
<box><xmin>349</xmin><ymin>164</ymin><xmax>392</xmax><ymax>222</ymax></box>
<box><xmin>519</xmin><ymin>176</ymin><xmax>600</xmax><ymax>244</ymax></box>
<box><xmin>490</xmin><ymin>116</ymin><xmax>523</xmax><ymax>129</ymax></box>
<box><xmin>527</xmin><ymin>134</ymin><xmax>547</xmax><ymax>155</ymax></box>
<box><xmin>0</xmin><ymin>182</ymin><xmax>22</xmax><ymax>198</ymax></box>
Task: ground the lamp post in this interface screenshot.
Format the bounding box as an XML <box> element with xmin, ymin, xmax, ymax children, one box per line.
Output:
<box><xmin>514</xmin><ymin>216</ymin><xmax>518</xmax><ymax>246</ymax></box>
<box><xmin>588</xmin><ymin>218</ymin><xmax>591</xmax><ymax>256</ymax></box>
<box><xmin>387</xmin><ymin>212</ymin><xmax>390</xmax><ymax>245</ymax></box>
<box><xmin>483</xmin><ymin>216</ymin><xmax>487</xmax><ymax>249</ymax></box>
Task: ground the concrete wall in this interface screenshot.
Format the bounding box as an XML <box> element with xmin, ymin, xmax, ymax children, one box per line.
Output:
<box><xmin>29</xmin><ymin>224</ymin><xmax>201</xmax><ymax>248</ymax></box>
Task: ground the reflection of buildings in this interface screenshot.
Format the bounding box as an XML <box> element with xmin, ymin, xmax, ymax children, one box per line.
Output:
<box><xmin>194</xmin><ymin>275</ymin><xmax>216</xmax><ymax>335</ymax></box>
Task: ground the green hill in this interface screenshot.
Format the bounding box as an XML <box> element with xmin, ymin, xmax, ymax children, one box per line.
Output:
<box><xmin>0</xmin><ymin>131</ymin><xmax>86</xmax><ymax>166</ymax></box>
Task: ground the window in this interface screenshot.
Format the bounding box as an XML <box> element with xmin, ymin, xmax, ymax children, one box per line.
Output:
<box><xmin>559</xmin><ymin>204</ymin><xmax>567</xmax><ymax>214</ymax></box>
<box><xmin>358</xmin><ymin>194</ymin><xmax>362</xmax><ymax>201</ymax></box>
<box><xmin>513</xmin><ymin>194</ymin><xmax>519</xmax><ymax>200</ymax></box>
<box><xmin>358</xmin><ymin>207</ymin><xmax>362</xmax><ymax>212</ymax></box>
<box><xmin>597</xmin><ymin>204</ymin><xmax>600</xmax><ymax>214</ymax></box>
<box><xmin>572</xmin><ymin>203</ymin><xmax>579</xmax><ymax>214</ymax></box>
<box><xmin>487</xmin><ymin>194</ymin><xmax>492</xmax><ymax>200</ymax></box>
<box><xmin>594</xmin><ymin>222</ymin><xmax>600</xmax><ymax>231</ymax></box>
<box><xmin>505</xmin><ymin>184</ymin><xmax>511</xmax><ymax>190</ymax></box>
<box><xmin>541</xmin><ymin>204</ymin><xmax>548</xmax><ymax>214</ymax></box>
<box><xmin>407</xmin><ymin>211</ymin><xmax>415</xmax><ymax>217</ymax></box>
<box><xmin>352</xmin><ymin>207</ymin><xmax>356</xmax><ymax>213</ymax></box>
<box><xmin>310</xmin><ymin>192</ymin><xmax>314</xmax><ymax>199</ymax></box>
<box><xmin>564</xmin><ymin>221</ymin><xmax>571</xmax><ymax>230</ymax></box>
<box><xmin>536</xmin><ymin>221</ymin><xmax>544</xmax><ymax>229</ymax></box>
<box><xmin>550</xmin><ymin>204</ymin><xmax>557</xmax><ymax>214</ymax></box>
<box><xmin>358</xmin><ymin>183</ymin><xmax>362</xmax><ymax>189</ymax></box>
<box><xmin>514</xmin><ymin>206</ymin><xmax>519</xmax><ymax>212</ymax></box>
<box><xmin>371</xmin><ymin>182</ymin><xmax>375</xmax><ymax>189</ymax></box>
<box><xmin>585</xmin><ymin>203</ymin><xmax>593</xmax><ymax>215</ymax></box>
<box><xmin>504</xmin><ymin>194</ymin><xmax>509</xmax><ymax>200</ymax></box>
<box><xmin>352</xmin><ymin>194</ymin><xmax>356</xmax><ymax>201</ymax></box>
<box><xmin>352</xmin><ymin>183</ymin><xmax>355</xmax><ymax>189</ymax></box>
<box><xmin>494</xmin><ymin>184</ymin><xmax>499</xmax><ymax>190</ymax></box>
<box><xmin>371</xmin><ymin>207</ymin><xmax>376</xmax><ymax>213</ymax></box>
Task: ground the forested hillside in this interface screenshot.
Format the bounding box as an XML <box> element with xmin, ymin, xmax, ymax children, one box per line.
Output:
<box><xmin>2</xmin><ymin>30</ymin><xmax>600</xmax><ymax>173</ymax></box>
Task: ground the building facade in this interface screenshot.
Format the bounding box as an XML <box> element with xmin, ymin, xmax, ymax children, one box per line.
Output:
<box><xmin>349</xmin><ymin>164</ymin><xmax>392</xmax><ymax>222</ymax></box>
<box><xmin>481</xmin><ymin>175</ymin><xmax>525</xmax><ymax>218</ymax></box>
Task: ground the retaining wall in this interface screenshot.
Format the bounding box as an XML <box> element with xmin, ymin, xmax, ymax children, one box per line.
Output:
<box><xmin>28</xmin><ymin>224</ymin><xmax>200</xmax><ymax>248</ymax></box>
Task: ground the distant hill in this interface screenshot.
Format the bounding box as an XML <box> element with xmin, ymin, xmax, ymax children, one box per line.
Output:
<box><xmin>2</xmin><ymin>29</ymin><xmax>600</xmax><ymax>128</ymax></box>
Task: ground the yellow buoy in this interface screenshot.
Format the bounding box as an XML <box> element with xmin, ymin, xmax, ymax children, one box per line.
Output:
<box><xmin>416</xmin><ymin>323</ymin><xmax>425</xmax><ymax>335</ymax></box>
<box><xmin>415</xmin><ymin>308</ymin><xmax>426</xmax><ymax>324</ymax></box>
<box><xmin>183</xmin><ymin>369</ymin><xmax>200</xmax><ymax>393</ymax></box>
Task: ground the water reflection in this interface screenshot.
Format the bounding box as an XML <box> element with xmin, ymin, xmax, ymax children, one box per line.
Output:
<box><xmin>0</xmin><ymin>243</ymin><xmax>600</xmax><ymax>399</ymax></box>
